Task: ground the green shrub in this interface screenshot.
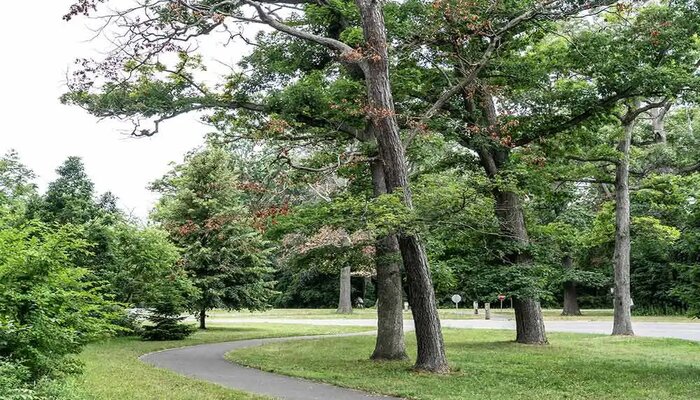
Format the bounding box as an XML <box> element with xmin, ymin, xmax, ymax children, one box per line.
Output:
<box><xmin>137</xmin><ymin>266</ymin><xmax>198</xmax><ymax>341</ymax></box>
<box><xmin>0</xmin><ymin>359</ymin><xmax>35</xmax><ymax>399</ymax></box>
<box><xmin>0</xmin><ymin>221</ymin><xmax>118</xmax><ymax>380</ymax></box>
<box><xmin>141</xmin><ymin>314</ymin><xmax>195</xmax><ymax>341</ymax></box>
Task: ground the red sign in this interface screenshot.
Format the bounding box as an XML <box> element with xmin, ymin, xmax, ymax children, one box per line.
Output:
<box><xmin>498</xmin><ymin>295</ymin><xmax>506</xmax><ymax>301</ymax></box>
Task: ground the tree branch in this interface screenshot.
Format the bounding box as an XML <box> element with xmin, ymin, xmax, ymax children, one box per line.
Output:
<box><xmin>620</xmin><ymin>98</ymin><xmax>670</xmax><ymax>124</ymax></box>
<box><xmin>566</xmin><ymin>155</ymin><xmax>618</xmax><ymax>165</ymax></box>
<box><xmin>403</xmin><ymin>0</ymin><xmax>620</xmax><ymax>149</ymax></box>
<box><xmin>555</xmin><ymin>177</ymin><xmax>616</xmax><ymax>185</ymax></box>
<box><xmin>242</xmin><ymin>0</ymin><xmax>363</xmax><ymax>66</ymax></box>
<box><xmin>515</xmin><ymin>88</ymin><xmax>634</xmax><ymax>147</ymax></box>
<box><xmin>275</xmin><ymin>151</ymin><xmax>377</xmax><ymax>174</ymax></box>
<box><xmin>680</xmin><ymin>161</ymin><xmax>700</xmax><ymax>174</ymax></box>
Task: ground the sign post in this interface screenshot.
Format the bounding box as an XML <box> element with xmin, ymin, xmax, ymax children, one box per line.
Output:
<box><xmin>473</xmin><ymin>301</ymin><xmax>479</xmax><ymax>315</ymax></box>
<box><xmin>485</xmin><ymin>302</ymin><xmax>491</xmax><ymax>320</ymax></box>
<box><xmin>451</xmin><ymin>294</ymin><xmax>462</xmax><ymax>309</ymax></box>
<box><xmin>498</xmin><ymin>294</ymin><xmax>506</xmax><ymax>309</ymax></box>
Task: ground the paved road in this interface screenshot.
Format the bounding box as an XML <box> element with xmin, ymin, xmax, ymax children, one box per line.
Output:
<box><xmin>140</xmin><ymin>332</ymin><xmax>402</xmax><ymax>400</ymax></box>
<box><xmin>203</xmin><ymin>317</ymin><xmax>700</xmax><ymax>341</ymax></box>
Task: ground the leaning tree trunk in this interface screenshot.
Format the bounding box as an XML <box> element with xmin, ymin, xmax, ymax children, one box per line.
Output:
<box><xmin>494</xmin><ymin>189</ymin><xmax>548</xmax><ymax>344</ymax></box>
<box><xmin>370</xmin><ymin>161</ymin><xmax>407</xmax><ymax>360</ymax></box>
<box><xmin>356</xmin><ymin>0</ymin><xmax>448</xmax><ymax>373</ymax></box>
<box><xmin>612</xmin><ymin>121</ymin><xmax>635</xmax><ymax>336</ymax></box>
<box><xmin>561</xmin><ymin>255</ymin><xmax>582</xmax><ymax>316</ymax></box>
<box><xmin>399</xmin><ymin>236</ymin><xmax>448</xmax><ymax>371</ymax></box>
<box><xmin>337</xmin><ymin>266</ymin><xmax>353</xmax><ymax>314</ymax></box>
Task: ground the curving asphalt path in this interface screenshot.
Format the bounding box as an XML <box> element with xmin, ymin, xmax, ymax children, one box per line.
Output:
<box><xmin>140</xmin><ymin>332</ymin><xmax>402</xmax><ymax>400</ymax></box>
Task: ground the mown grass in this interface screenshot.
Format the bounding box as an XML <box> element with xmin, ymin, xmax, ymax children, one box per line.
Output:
<box><xmin>228</xmin><ymin>329</ymin><xmax>700</xmax><ymax>400</ymax></box>
<box><xmin>205</xmin><ymin>308</ymin><xmax>698</xmax><ymax>322</ymax></box>
<box><xmin>69</xmin><ymin>323</ymin><xmax>369</xmax><ymax>400</ymax></box>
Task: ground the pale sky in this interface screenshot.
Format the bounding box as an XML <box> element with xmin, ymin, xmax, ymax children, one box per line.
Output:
<box><xmin>0</xmin><ymin>1</ymin><xmax>247</xmax><ymax>220</ymax></box>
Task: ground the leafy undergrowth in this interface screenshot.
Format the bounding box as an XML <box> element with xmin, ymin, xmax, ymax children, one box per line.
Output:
<box><xmin>228</xmin><ymin>329</ymin><xmax>700</xmax><ymax>400</ymax></box>
<box><xmin>68</xmin><ymin>323</ymin><xmax>369</xmax><ymax>400</ymax></box>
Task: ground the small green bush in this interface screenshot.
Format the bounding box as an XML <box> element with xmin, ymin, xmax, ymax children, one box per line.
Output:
<box><xmin>141</xmin><ymin>315</ymin><xmax>195</xmax><ymax>341</ymax></box>
<box><xmin>0</xmin><ymin>359</ymin><xmax>35</xmax><ymax>400</ymax></box>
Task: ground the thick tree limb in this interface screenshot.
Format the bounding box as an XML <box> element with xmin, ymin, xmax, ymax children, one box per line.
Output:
<box><xmin>242</xmin><ymin>0</ymin><xmax>363</xmax><ymax>68</ymax></box>
<box><xmin>618</xmin><ymin>98</ymin><xmax>670</xmax><ymax>124</ymax></box>
<box><xmin>680</xmin><ymin>161</ymin><xmax>700</xmax><ymax>174</ymax></box>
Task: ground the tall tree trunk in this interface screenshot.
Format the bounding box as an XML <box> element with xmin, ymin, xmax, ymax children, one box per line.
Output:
<box><xmin>337</xmin><ymin>266</ymin><xmax>353</xmax><ymax>314</ymax></box>
<box><xmin>469</xmin><ymin>87</ymin><xmax>547</xmax><ymax>345</ymax></box>
<box><xmin>513</xmin><ymin>298</ymin><xmax>547</xmax><ymax>343</ymax></box>
<box><xmin>561</xmin><ymin>255</ymin><xmax>582</xmax><ymax>316</ymax></box>
<box><xmin>612</xmin><ymin>121</ymin><xmax>635</xmax><ymax>336</ymax></box>
<box><xmin>399</xmin><ymin>236</ymin><xmax>448</xmax><ymax>370</ymax></box>
<box><xmin>370</xmin><ymin>161</ymin><xmax>407</xmax><ymax>360</ymax></box>
<box><xmin>355</xmin><ymin>0</ymin><xmax>448</xmax><ymax>373</ymax></box>
<box><xmin>199</xmin><ymin>306</ymin><xmax>206</xmax><ymax>330</ymax></box>
<box><xmin>493</xmin><ymin>189</ymin><xmax>548</xmax><ymax>344</ymax></box>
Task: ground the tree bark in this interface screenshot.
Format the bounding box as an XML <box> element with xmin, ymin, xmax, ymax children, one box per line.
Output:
<box><xmin>399</xmin><ymin>236</ymin><xmax>448</xmax><ymax>371</ymax></box>
<box><xmin>337</xmin><ymin>265</ymin><xmax>353</xmax><ymax>314</ymax></box>
<box><xmin>494</xmin><ymin>190</ymin><xmax>548</xmax><ymax>344</ymax></box>
<box><xmin>469</xmin><ymin>89</ymin><xmax>547</xmax><ymax>345</ymax></box>
<box><xmin>612</xmin><ymin>121</ymin><xmax>635</xmax><ymax>336</ymax></box>
<box><xmin>370</xmin><ymin>161</ymin><xmax>407</xmax><ymax>360</ymax></box>
<box><xmin>199</xmin><ymin>306</ymin><xmax>206</xmax><ymax>330</ymax></box>
<box><xmin>650</xmin><ymin>102</ymin><xmax>674</xmax><ymax>173</ymax></box>
<box><xmin>650</xmin><ymin>103</ymin><xmax>671</xmax><ymax>144</ymax></box>
<box><xmin>561</xmin><ymin>255</ymin><xmax>582</xmax><ymax>316</ymax></box>
<box><xmin>513</xmin><ymin>298</ymin><xmax>547</xmax><ymax>344</ymax></box>
<box><xmin>355</xmin><ymin>0</ymin><xmax>448</xmax><ymax>373</ymax></box>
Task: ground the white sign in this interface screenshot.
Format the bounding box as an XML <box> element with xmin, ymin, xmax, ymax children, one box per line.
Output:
<box><xmin>451</xmin><ymin>294</ymin><xmax>462</xmax><ymax>307</ymax></box>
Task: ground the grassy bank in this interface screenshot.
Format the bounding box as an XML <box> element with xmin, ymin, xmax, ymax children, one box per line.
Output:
<box><xmin>228</xmin><ymin>329</ymin><xmax>700</xmax><ymax>400</ymax></box>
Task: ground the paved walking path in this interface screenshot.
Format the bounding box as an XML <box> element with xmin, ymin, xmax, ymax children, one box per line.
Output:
<box><xmin>145</xmin><ymin>318</ymin><xmax>699</xmax><ymax>400</ymax></box>
<box><xmin>202</xmin><ymin>317</ymin><xmax>700</xmax><ymax>341</ymax></box>
<box><xmin>140</xmin><ymin>332</ymin><xmax>402</xmax><ymax>400</ymax></box>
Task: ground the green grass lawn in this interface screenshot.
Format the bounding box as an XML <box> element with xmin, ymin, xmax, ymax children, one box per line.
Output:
<box><xmin>206</xmin><ymin>308</ymin><xmax>698</xmax><ymax>323</ymax></box>
<box><xmin>68</xmin><ymin>323</ymin><xmax>369</xmax><ymax>400</ymax></box>
<box><xmin>228</xmin><ymin>329</ymin><xmax>700</xmax><ymax>400</ymax></box>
